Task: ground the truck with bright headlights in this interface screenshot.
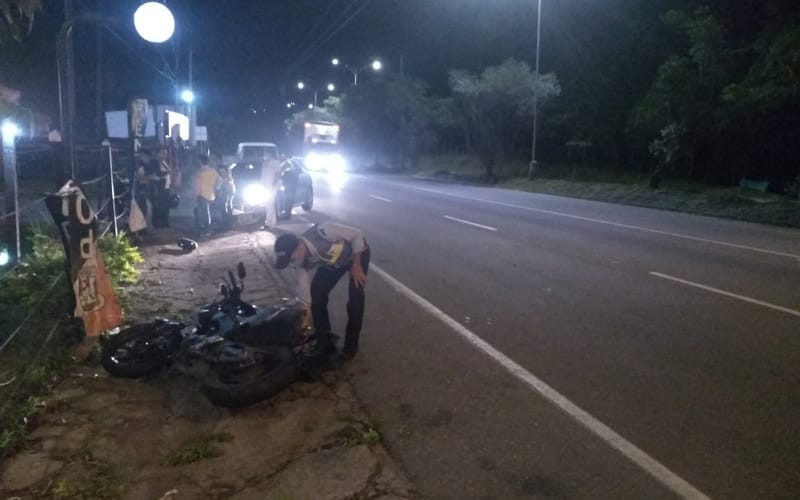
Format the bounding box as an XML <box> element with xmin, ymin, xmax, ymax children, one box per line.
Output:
<box><xmin>302</xmin><ymin>121</ymin><xmax>346</xmax><ymax>173</ymax></box>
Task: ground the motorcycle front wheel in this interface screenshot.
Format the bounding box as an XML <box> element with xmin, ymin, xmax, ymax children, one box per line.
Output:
<box><xmin>201</xmin><ymin>345</ymin><xmax>298</xmax><ymax>407</ymax></box>
<box><xmin>101</xmin><ymin>323</ymin><xmax>179</xmax><ymax>378</ymax></box>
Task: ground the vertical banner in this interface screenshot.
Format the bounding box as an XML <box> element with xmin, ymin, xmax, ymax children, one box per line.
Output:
<box><xmin>46</xmin><ymin>181</ymin><xmax>123</xmax><ymax>336</ymax></box>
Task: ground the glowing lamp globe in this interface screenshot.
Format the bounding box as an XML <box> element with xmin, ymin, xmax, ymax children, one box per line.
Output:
<box><xmin>134</xmin><ymin>2</ymin><xmax>175</xmax><ymax>44</ymax></box>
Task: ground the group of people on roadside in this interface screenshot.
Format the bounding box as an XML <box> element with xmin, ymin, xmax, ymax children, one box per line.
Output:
<box><xmin>133</xmin><ymin>146</ymin><xmax>177</xmax><ymax>232</ymax></box>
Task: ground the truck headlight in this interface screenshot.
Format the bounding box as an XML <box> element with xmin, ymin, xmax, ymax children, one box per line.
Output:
<box><xmin>329</xmin><ymin>153</ymin><xmax>346</xmax><ymax>172</ymax></box>
<box><xmin>305</xmin><ymin>152</ymin><xmax>324</xmax><ymax>171</ymax></box>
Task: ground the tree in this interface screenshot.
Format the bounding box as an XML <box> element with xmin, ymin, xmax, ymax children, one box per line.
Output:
<box><xmin>630</xmin><ymin>7</ymin><xmax>730</xmax><ymax>183</ymax></box>
<box><xmin>324</xmin><ymin>76</ymin><xmax>434</xmax><ymax>169</ymax></box>
<box><xmin>449</xmin><ymin>58</ymin><xmax>560</xmax><ymax>179</ymax></box>
<box><xmin>0</xmin><ymin>0</ymin><xmax>42</xmax><ymax>47</ymax></box>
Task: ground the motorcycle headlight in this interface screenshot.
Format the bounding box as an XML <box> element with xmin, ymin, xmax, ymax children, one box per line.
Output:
<box><xmin>242</xmin><ymin>183</ymin><xmax>270</xmax><ymax>206</ymax></box>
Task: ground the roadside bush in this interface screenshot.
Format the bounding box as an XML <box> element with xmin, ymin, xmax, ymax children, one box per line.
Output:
<box><xmin>0</xmin><ymin>228</ymin><xmax>143</xmax><ymax>456</ymax></box>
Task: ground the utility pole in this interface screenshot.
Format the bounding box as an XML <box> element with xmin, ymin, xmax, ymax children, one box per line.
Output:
<box><xmin>95</xmin><ymin>23</ymin><xmax>104</xmax><ymax>139</ymax></box>
<box><xmin>188</xmin><ymin>48</ymin><xmax>197</xmax><ymax>146</ymax></box>
<box><xmin>527</xmin><ymin>0</ymin><xmax>542</xmax><ymax>180</ymax></box>
<box><xmin>59</xmin><ymin>0</ymin><xmax>77</xmax><ymax>181</ymax></box>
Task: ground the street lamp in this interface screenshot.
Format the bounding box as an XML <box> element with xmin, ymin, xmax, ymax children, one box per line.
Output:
<box><xmin>180</xmin><ymin>89</ymin><xmax>195</xmax><ymax>104</ymax></box>
<box><xmin>528</xmin><ymin>0</ymin><xmax>542</xmax><ymax>180</ymax></box>
<box><xmin>133</xmin><ymin>2</ymin><xmax>175</xmax><ymax>43</ymax></box>
<box><xmin>58</xmin><ymin>2</ymin><xmax>177</xmax><ymax>180</ymax></box>
<box><xmin>331</xmin><ymin>57</ymin><xmax>383</xmax><ymax>86</ymax></box>
<box><xmin>308</xmin><ymin>104</ymin><xmax>314</xmax><ymax>110</ymax></box>
<box><xmin>296</xmin><ymin>80</ymin><xmax>336</xmax><ymax>107</ymax></box>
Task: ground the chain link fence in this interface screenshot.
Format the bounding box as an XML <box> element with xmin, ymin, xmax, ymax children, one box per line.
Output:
<box><xmin>0</xmin><ymin>139</ymin><xmax>133</xmax><ymax>455</ymax></box>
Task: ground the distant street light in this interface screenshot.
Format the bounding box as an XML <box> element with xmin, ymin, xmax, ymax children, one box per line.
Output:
<box><xmin>331</xmin><ymin>57</ymin><xmax>383</xmax><ymax>86</ymax></box>
<box><xmin>327</xmin><ymin>83</ymin><xmax>336</xmax><ymax>92</ymax></box>
<box><xmin>180</xmin><ymin>89</ymin><xmax>195</xmax><ymax>103</ymax></box>
<box><xmin>297</xmin><ymin>81</ymin><xmax>305</xmax><ymax>90</ymax></box>
<box><xmin>133</xmin><ymin>2</ymin><xmax>175</xmax><ymax>44</ymax></box>
<box><xmin>308</xmin><ymin>104</ymin><xmax>314</xmax><ymax>110</ymax></box>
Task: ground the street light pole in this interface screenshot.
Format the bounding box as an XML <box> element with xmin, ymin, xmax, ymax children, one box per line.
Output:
<box><xmin>527</xmin><ymin>0</ymin><xmax>542</xmax><ymax>180</ymax></box>
<box><xmin>56</xmin><ymin>3</ymin><xmax>176</xmax><ymax>182</ymax></box>
<box><xmin>2</xmin><ymin>122</ymin><xmax>21</xmax><ymax>262</ymax></box>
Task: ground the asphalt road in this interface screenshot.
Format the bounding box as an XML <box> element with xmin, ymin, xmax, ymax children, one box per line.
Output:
<box><xmin>272</xmin><ymin>172</ymin><xmax>800</xmax><ymax>499</ymax></box>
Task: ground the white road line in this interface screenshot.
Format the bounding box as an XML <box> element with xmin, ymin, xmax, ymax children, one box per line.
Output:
<box><xmin>368</xmin><ymin>194</ymin><xmax>393</xmax><ymax>203</ymax></box>
<box><xmin>650</xmin><ymin>272</ymin><xmax>800</xmax><ymax>317</ymax></box>
<box><xmin>371</xmin><ymin>264</ymin><xmax>710</xmax><ymax>500</ymax></box>
<box><xmin>443</xmin><ymin>215</ymin><xmax>498</xmax><ymax>232</ymax></box>
<box><xmin>392</xmin><ymin>183</ymin><xmax>800</xmax><ymax>260</ymax></box>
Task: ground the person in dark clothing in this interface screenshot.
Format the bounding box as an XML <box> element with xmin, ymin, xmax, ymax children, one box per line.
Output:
<box><xmin>149</xmin><ymin>147</ymin><xmax>172</xmax><ymax>228</ymax></box>
<box><xmin>274</xmin><ymin>222</ymin><xmax>369</xmax><ymax>360</ymax></box>
<box><xmin>133</xmin><ymin>149</ymin><xmax>152</xmax><ymax>229</ymax></box>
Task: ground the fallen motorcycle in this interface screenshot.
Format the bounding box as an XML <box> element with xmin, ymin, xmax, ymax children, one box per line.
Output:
<box><xmin>101</xmin><ymin>263</ymin><xmax>333</xmax><ymax>407</ymax></box>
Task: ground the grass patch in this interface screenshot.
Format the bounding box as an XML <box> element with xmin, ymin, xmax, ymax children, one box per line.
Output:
<box><xmin>51</xmin><ymin>461</ymin><xmax>125</xmax><ymax>500</ymax></box>
<box><xmin>165</xmin><ymin>430</ymin><xmax>234</xmax><ymax>466</ymax></box>
<box><xmin>503</xmin><ymin>177</ymin><xmax>798</xmax><ymax>226</ymax></box>
<box><xmin>417</xmin><ymin>154</ymin><xmax>799</xmax><ymax>227</ymax></box>
<box><xmin>322</xmin><ymin>419</ymin><xmax>383</xmax><ymax>450</ymax></box>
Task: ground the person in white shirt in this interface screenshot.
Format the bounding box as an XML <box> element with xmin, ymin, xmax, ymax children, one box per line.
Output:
<box><xmin>274</xmin><ymin>222</ymin><xmax>370</xmax><ymax>360</ymax></box>
<box><xmin>260</xmin><ymin>151</ymin><xmax>282</xmax><ymax>228</ymax></box>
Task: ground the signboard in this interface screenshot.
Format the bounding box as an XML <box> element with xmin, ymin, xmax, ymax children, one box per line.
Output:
<box><xmin>105</xmin><ymin>109</ymin><xmax>156</xmax><ymax>139</ymax></box>
<box><xmin>195</xmin><ymin>126</ymin><xmax>208</xmax><ymax>142</ymax></box>
<box><xmin>166</xmin><ymin>110</ymin><xmax>190</xmax><ymax>141</ymax></box>
<box><xmin>46</xmin><ymin>182</ymin><xmax>123</xmax><ymax>336</ymax></box>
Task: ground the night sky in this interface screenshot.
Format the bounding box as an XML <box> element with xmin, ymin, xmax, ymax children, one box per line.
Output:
<box><xmin>0</xmin><ymin>0</ymin><xmax>641</xmax><ymax>146</ymax></box>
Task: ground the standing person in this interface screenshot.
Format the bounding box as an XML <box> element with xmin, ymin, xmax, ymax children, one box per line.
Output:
<box><xmin>274</xmin><ymin>222</ymin><xmax>370</xmax><ymax>360</ymax></box>
<box><xmin>216</xmin><ymin>165</ymin><xmax>235</xmax><ymax>228</ymax></box>
<box><xmin>260</xmin><ymin>150</ymin><xmax>282</xmax><ymax>228</ymax></box>
<box><xmin>195</xmin><ymin>155</ymin><xmax>222</xmax><ymax>233</ymax></box>
<box><xmin>131</xmin><ymin>149</ymin><xmax>152</xmax><ymax>236</ymax></box>
<box><xmin>150</xmin><ymin>147</ymin><xmax>172</xmax><ymax>228</ymax></box>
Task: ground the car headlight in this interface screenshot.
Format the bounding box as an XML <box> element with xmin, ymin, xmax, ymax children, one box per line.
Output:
<box><xmin>242</xmin><ymin>184</ymin><xmax>270</xmax><ymax>206</ymax></box>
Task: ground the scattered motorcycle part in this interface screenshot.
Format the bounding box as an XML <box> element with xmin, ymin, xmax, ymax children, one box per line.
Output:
<box><xmin>177</xmin><ymin>237</ymin><xmax>198</xmax><ymax>251</ymax></box>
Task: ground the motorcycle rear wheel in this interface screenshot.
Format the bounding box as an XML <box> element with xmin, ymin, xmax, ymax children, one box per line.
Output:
<box><xmin>201</xmin><ymin>345</ymin><xmax>298</xmax><ymax>407</ymax></box>
<box><xmin>101</xmin><ymin>323</ymin><xmax>177</xmax><ymax>378</ymax></box>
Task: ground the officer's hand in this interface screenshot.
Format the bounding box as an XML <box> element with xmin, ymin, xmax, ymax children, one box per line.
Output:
<box><xmin>350</xmin><ymin>265</ymin><xmax>367</xmax><ymax>288</ymax></box>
